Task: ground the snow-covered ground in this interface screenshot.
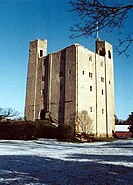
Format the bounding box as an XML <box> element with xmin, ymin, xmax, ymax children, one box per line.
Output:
<box><xmin>0</xmin><ymin>139</ymin><xmax>133</xmax><ymax>185</ymax></box>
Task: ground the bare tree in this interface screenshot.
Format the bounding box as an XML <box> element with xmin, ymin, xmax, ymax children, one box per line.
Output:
<box><xmin>78</xmin><ymin>110</ymin><xmax>93</xmax><ymax>133</ymax></box>
<box><xmin>0</xmin><ymin>107</ymin><xmax>19</xmax><ymax>122</ymax></box>
<box><xmin>69</xmin><ymin>0</ymin><xmax>133</xmax><ymax>56</ymax></box>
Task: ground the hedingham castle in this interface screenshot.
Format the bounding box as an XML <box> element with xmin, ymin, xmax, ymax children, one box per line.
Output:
<box><xmin>25</xmin><ymin>38</ymin><xmax>115</xmax><ymax>137</ymax></box>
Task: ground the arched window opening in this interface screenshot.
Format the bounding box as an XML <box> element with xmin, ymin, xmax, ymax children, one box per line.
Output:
<box><xmin>99</xmin><ymin>48</ymin><xmax>105</xmax><ymax>56</ymax></box>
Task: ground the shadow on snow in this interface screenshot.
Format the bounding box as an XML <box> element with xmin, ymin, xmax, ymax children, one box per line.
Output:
<box><xmin>0</xmin><ymin>154</ymin><xmax>133</xmax><ymax>185</ymax></box>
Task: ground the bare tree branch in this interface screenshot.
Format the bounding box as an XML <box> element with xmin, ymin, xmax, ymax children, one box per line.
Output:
<box><xmin>114</xmin><ymin>33</ymin><xmax>133</xmax><ymax>57</ymax></box>
<box><xmin>0</xmin><ymin>107</ymin><xmax>20</xmax><ymax>121</ymax></box>
<box><xmin>69</xmin><ymin>0</ymin><xmax>133</xmax><ymax>55</ymax></box>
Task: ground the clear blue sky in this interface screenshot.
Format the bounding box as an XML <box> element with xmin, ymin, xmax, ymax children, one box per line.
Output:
<box><xmin>0</xmin><ymin>0</ymin><xmax>132</xmax><ymax>120</ymax></box>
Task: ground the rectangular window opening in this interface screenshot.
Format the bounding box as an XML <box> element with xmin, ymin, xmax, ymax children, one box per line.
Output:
<box><xmin>42</xmin><ymin>76</ymin><xmax>45</xmax><ymax>81</ymax></box>
<box><xmin>108</xmin><ymin>50</ymin><xmax>111</xmax><ymax>59</ymax></box>
<box><xmin>40</xmin><ymin>50</ymin><xmax>43</xmax><ymax>57</ymax></box>
<box><xmin>101</xmin><ymin>77</ymin><xmax>104</xmax><ymax>82</ymax></box>
<box><xmin>89</xmin><ymin>56</ymin><xmax>92</xmax><ymax>61</ymax></box>
<box><xmin>89</xmin><ymin>72</ymin><xmax>93</xmax><ymax>78</ymax></box>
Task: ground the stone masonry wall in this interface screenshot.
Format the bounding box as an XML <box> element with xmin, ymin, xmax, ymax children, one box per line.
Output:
<box><xmin>25</xmin><ymin>38</ymin><xmax>115</xmax><ymax>137</ymax></box>
<box><xmin>64</xmin><ymin>45</ymin><xmax>76</xmax><ymax>127</ymax></box>
<box><xmin>25</xmin><ymin>39</ymin><xmax>47</xmax><ymax>121</ymax></box>
<box><xmin>76</xmin><ymin>45</ymin><xmax>96</xmax><ymax>135</ymax></box>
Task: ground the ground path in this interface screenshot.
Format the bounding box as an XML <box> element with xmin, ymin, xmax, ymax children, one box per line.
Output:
<box><xmin>0</xmin><ymin>139</ymin><xmax>133</xmax><ymax>185</ymax></box>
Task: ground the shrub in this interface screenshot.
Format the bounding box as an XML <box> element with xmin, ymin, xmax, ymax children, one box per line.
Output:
<box><xmin>25</xmin><ymin>120</ymin><xmax>57</xmax><ymax>139</ymax></box>
<box><xmin>0</xmin><ymin>120</ymin><xmax>57</xmax><ymax>140</ymax></box>
<box><xmin>57</xmin><ymin>124</ymin><xmax>74</xmax><ymax>141</ymax></box>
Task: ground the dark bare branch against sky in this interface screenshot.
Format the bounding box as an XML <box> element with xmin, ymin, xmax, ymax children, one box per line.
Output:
<box><xmin>69</xmin><ymin>0</ymin><xmax>133</xmax><ymax>55</ymax></box>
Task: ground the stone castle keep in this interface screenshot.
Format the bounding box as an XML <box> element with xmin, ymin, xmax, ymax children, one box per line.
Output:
<box><xmin>25</xmin><ymin>38</ymin><xmax>115</xmax><ymax>137</ymax></box>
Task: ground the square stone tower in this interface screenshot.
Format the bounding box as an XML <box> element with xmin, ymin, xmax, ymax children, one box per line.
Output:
<box><xmin>25</xmin><ymin>39</ymin><xmax>47</xmax><ymax>121</ymax></box>
<box><xmin>25</xmin><ymin>38</ymin><xmax>115</xmax><ymax>137</ymax></box>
